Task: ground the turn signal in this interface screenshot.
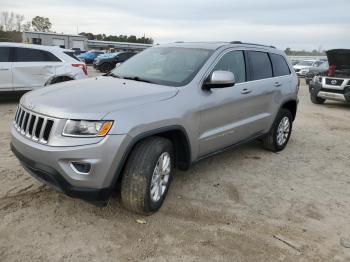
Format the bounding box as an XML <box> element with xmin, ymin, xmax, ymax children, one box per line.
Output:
<box><xmin>98</xmin><ymin>121</ymin><xmax>113</xmax><ymax>137</ymax></box>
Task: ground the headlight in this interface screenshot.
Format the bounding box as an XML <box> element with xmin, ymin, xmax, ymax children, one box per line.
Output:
<box><xmin>312</xmin><ymin>76</ymin><xmax>322</xmax><ymax>83</ymax></box>
<box><xmin>63</xmin><ymin>120</ymin><xmax>113</xmax><ymax>137</ymax></box>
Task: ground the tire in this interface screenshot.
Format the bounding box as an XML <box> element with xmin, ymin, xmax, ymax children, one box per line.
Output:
<box><xmin>310</xmin><ymin>93</ymin><xmax>325</xmax><ymax>104</ymax></box>
<box><xmin>121</xmin><ymin>137</ymin><xmax>174</xmax><ymax>215</ymax></box>
<box><xmin>100</xmin><ymin>63</ymin><xmax>113</xmax><ymax>73</ymax></box>
<box><xmin>263</xmin><ymin>109</ymin><xmax>293</xmax><ymax>152</ymax></box>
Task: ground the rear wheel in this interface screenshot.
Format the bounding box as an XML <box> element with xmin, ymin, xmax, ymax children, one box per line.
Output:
<box><xmin>121</xmin><ymin>137</ymin><xmax>174</xmax><ymax>215</ymax></box>
<box><xmin>310</xmin><ymin>93</ymin><xmax>325</xmax><ymax>104</ymax></box>
<box><xmin>263</xmin><ymin>109</ymin><xmax>293</xmax><ymax>152</ymax></box>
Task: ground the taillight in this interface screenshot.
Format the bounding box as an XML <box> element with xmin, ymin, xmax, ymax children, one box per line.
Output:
<box><xmin>72</xmin><ymin>64</ymin><xmax>88</xmax><ymax>76</ymax></box>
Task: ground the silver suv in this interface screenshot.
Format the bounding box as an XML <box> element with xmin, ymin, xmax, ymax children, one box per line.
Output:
<box><xmin>11</xmin><ymin>42</ymin><xmax>299</xmax><ymax>214</ymax></box>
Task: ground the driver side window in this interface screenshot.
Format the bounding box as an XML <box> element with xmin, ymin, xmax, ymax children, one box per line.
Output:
<box><xmin>213</xmin><ymin>51</ymin><xmax>246</xmax><ymax>83</ymax></box>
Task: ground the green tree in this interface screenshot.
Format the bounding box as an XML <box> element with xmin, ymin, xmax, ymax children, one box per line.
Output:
<box><xmin>31</xmin><ymin>16</ymin><xmax>52</xmax><ymax>32</ymax></box>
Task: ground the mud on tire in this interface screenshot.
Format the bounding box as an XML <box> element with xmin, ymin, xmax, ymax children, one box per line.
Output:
<box><xmin>121</xmin><ymin>136</ymin><xmax>174</xmax><ymax>215</ymax></box>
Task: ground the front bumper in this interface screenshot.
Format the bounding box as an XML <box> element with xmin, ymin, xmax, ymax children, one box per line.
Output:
<box><xmin>309</xmin><ymin>82</ymin><xmax>350</xmax><ymax>102</ymax></box>
<box><xmin>11</xmin><ymin>126</ymin><xmax>130</xmax><ymax>204</ymax></box>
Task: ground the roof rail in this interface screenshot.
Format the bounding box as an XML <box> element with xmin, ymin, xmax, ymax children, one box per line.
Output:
<box><xmin>230</xmin><ymin>41</ymin><xmax>276</xmax><ymax>49</ymax></box>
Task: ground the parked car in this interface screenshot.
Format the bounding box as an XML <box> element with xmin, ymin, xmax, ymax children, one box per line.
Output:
<box><xmin>309</xmin><ymin>49</ymin><xmax>350</xmax><ymax>104</ymax></box>
<box><xmin>77</xmin><ymin>50</ymin><xmax>105</xmax><ymax>64</ymax></box>
<box><xmin>11</xmin><ymin>42</ymin><xmax>298</xmax><ymax>214</ymax></box>
<box><xmin>294</xmin><ymin>60</ymin><xmax>323</xmax><ymax>76</ymax></box>
<box><xmin>0</xmin><ymin>43</ymin><xmax>88</xmax><ymax>92</ymax></box>
<box><xmin>71</xmin><ymin>48</ymin><xmax>86</xmax><ymax>56</ymax></box>
<box><xmin>291</xmin><ymin>59</ymin><xmax>300</xmax><ymax>66</ymax></box>
<box><xmin>93</xmin><ymin>51</ymin><xmax>137</xmax><ymax>72</ymax></box>
<box><xmin>305</xmin><ymin>61</ymin><xmax>329</xmax><ymax>85</ymax></box>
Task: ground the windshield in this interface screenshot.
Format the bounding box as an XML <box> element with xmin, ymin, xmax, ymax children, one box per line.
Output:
<box><xmin>110</xmin><ymin>47</ymin><xmax>213</xmax><ymax>87</ymax></box>
<box><xmin>299</xmin><ymin>61</ymin><xmax>314</xmax><ymax>66</ymax></box>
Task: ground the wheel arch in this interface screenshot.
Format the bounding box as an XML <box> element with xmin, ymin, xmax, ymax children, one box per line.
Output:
<box><xmin>45</xmin><ymin>75</ymin><xmax>75</xmax><ymax>86</ymax></box>
<box><xmin>113</xmin><ymin>126</ymin><xmax>192</xmax><ymax>186</ymax></box>
<box><xmin>281</xmin><ymin>99</ymin><xmax>297</xmax><ymax>121</ymax></box>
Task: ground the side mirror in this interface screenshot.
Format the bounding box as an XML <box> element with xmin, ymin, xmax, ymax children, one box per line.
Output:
<box><xmin>115</xmin><ymin>62</ymin><xmax>122</xmax><ymax>68</ymax></box>
<box><xmin>203</xmin><ymin>70</ymin><xmax>235</xmax><ymax>90</ymax></box>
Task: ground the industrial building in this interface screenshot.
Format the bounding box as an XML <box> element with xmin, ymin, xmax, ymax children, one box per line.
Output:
<box><xmin>23</xmin><ymin>31</ymin><xmax>88</xmax><ymax>50</ymax></box>
<box><xmin>22</xmin><ymin>31</ymin><xmax>152</xmax><ymax>51</ymax></box>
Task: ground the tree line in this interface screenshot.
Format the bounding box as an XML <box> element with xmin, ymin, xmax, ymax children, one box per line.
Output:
<box><xmin>284</xmin><ymin>47</ymin><xmax>326</xmax><ymax>56</ymax></box>
<box><xmin>78</xmin><ymin>32</ymin><xmax>153</xmax><ymax>44</ymax></box>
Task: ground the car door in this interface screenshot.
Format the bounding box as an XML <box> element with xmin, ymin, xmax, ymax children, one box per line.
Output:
<box><xmin>0</xmin><ymin>46</ymin><xmax>13</xmax><ymax>91</ymax></box>
<box><xmin>12</xmin><ymin>47</ymin><xmax>60</xmax><ymax>90</ymax></box>
<box><xmin>242</xmin><ymin>50</ymin><xmax>280</xmax><ymax>133</ymax></box>
<box><xmin>198</xmin><ymin>49</ymin><xmax>277</xmax><ymax>157</ymax></box>
<box><xmin>198</xmin><ymin>50</ymin><xmax>259</xmax><ymax>156</ymax></box>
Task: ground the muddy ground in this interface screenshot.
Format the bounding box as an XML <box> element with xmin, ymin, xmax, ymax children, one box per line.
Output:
<box><xmin>0</xmin><ymin>73</ymin><xmax>350</xmax><ymax>261</ymax></box>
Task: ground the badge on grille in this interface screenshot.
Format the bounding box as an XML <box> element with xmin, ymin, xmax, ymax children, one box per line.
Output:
<box><xmin>331</xmin><ymin>80</ymin><xmax>337</xmax><ymax>85</ymax></box>
<box><xmin>27</xmin><ymin>103</ymin><xmax>36</xmax><ymax>110</ymax></box>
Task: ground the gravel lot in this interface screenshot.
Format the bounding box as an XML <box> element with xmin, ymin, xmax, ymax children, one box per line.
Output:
<box><xmin>0</xmin><ymin>68</ymin><xmax>350</xmax><ymax>261</ymax></box>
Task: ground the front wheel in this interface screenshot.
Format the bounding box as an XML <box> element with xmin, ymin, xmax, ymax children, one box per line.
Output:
<box><xmin>263</xmin><ymin>109</ymin><xmax>293</xmax><ymax>152</ymax></box>
<box><xmin>310</xmin><ymin>93</ymin><xmax>325</xmax><ymax>104</ymax></box>
<box><xmin>121</xmin><ymin>137</ymin><xmax>173</xmax><ymax>215</ymax></box>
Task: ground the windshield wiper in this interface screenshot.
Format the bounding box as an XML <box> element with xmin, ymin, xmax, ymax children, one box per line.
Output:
<box><xmin>122</xmin><ymin>76</ymin><xmax>155</xmax><ymax>84</ymax></box>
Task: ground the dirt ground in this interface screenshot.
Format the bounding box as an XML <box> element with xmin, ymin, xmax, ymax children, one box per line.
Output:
<box><xmin>0</xmin><ymin>72</ymin><xmax>350</xmax><ymax>261</ymax></box>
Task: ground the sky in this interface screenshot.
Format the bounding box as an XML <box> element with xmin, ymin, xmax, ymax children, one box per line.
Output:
<box><xmin>1</xmin><ymin>0</ymin><xmax>350</xmax><ymax>51</ymax></box>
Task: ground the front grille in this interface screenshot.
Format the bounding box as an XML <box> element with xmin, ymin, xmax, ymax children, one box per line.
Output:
<box><xmin>13</xmin><ymin>106</ymin><xmax>55</xmax><ymax>144</ymax></box>
<box><xmin>295</xmin><ymin>69</ymin><xmax>301</xmax><ymax>72</ymax></box>
<box><xmin>325</xmin><ymin>78</ymin><xmax>344</xmax><ymax>86</ymax></box>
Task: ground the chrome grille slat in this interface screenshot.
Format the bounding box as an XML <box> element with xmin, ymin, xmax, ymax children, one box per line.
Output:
<box><xmin>25</xmin><ymin>114</ymin><xmax>32</xmax><ymax>137</ymax></box>
<box><xmin>13</xmin><ymin>106</ymin><xmax>55</xmax><ymax>144</ymax></box>
<box><xmin>18</xmin><ymin>110</ymin><xmax>25</xmax><ymax>131</ymax></box>
<box><xmin>39</xmin><ymin>118</ymin><xmax>47</xmax><ymax>142</ymax></box>
<box><xmin>14</xmin><ymin>107</ymin><xmax>20</xmax><ymax>125</ymax></box>
<box><xmin>32</xmin><ymin>116</ymin><xmax>39</xmax><ymax>141</ymax></box>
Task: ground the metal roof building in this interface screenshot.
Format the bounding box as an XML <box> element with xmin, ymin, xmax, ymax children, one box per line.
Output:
<box><xmin>22</xmin><ymin>31</ymin><xmax>152</xmax><ymax>51</ymax></box>
<box><xmin>87</xmin><ymin>40</ymin><xmax>152</xmax><ymax>51</ymax></box>
<box><xmin>23</xmin><ymin>31</ymin><xmax>88</xmax><ymax>50</ymax></box>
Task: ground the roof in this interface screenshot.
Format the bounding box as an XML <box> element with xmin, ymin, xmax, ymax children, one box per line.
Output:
<box><xmin>87</xmin><ymin>40</ymin><xmax>153</xmax><ymax>47</ymax></box>
<box><xmin>23</xmin><ymin>31</ymin><xmax>87</xmax><ymax>38</ymax></box>
<box><xmin>160</xmin><ymin>41</ymin><xmax>277</xmax><ymax>51</ymax></box>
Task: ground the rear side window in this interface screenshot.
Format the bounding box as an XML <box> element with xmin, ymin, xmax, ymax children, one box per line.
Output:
<box><xmin>14</xmin><ymin>48</ymin><xmax>61</xmax><ymax>62</ymax></box>
<box><xmin>0</xmin><ymin>47</ymin><xmax>11</xmax><ymax>62</ymax></box>
<box><xmin>212</xmin><ymin>51</ymin><xmax>246</xmax><ymax>83</ymax></box>
<box><xmin>247</xmin><ymin>51</ymin><xmax>273</xmax><ymax>80</ymax></box>
<box><xmin>270</xmin><ymin>53</ymin><xmax>291</xmax><ymax>76</ymax></box>
<box><xmin>64</xmin><ymin>51</ymin><xmax>80</xmax><ymax>62</ymax></box>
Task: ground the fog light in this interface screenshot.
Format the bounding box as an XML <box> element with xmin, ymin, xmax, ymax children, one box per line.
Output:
<box><xmin>70</xmin><ymin>162</ymin><xmax>92</xmax><ymax>175</ymax></box>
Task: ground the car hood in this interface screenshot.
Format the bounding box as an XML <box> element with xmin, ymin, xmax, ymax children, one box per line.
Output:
<box><xmin>20</xmin><ymin>76</ymin><xmax>179</xmax><ymax>120</ymax></box>
<box><xmin>326</xmin><ymin>49</ymin><xmax>350</xmax><ymax>70</ymax></box>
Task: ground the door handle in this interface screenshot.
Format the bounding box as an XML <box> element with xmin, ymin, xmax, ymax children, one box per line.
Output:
<box><xmin>0</xmin><ymin>68</ymin><xmax>10</xmax><ymax>71</ymax></box>
<box><xmin>274</xmin><ymin>82</ymin><xmax>282</xmax><ymax>87</ymax></box>
<box><xmin>241</xmin><ymin>88</ymin><xmax>252</xmax><ymax>95</ymax></box>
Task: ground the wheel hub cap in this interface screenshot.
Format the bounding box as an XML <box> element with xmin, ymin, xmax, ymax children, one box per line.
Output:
<box><xmin>150</xmin><ymin>152</ymin><xmax>171</xmax><ymax>202</ymax></box>
<box><xmin>276</xmin><ymin>116</ymin><xmax>290</xmax><ymax>146</ymax></box>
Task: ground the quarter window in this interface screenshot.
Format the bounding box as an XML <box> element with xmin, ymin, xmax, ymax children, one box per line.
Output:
<box><xmin>270</xmin><ymin>53</ymin><xmax>291</xmax><ymax>77</ymax></box>
<box><xmin>212</xmin><ymin>51</ymin><xmax>246</xmax><ymax>83</ymax></box>
<box><xmin>0</xmin><ymin>47</ymin><xmax>11</xmax><ymax>62</ymax></box>
<box><xmin>14</xmin><ymin>48</ymin><xmax>61</xmax><ymax>62</ymax></box>
<box><xmin>247</xmin><ymin>51</ymin><xmax>273</xmax><ymax>80</ymax></box>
